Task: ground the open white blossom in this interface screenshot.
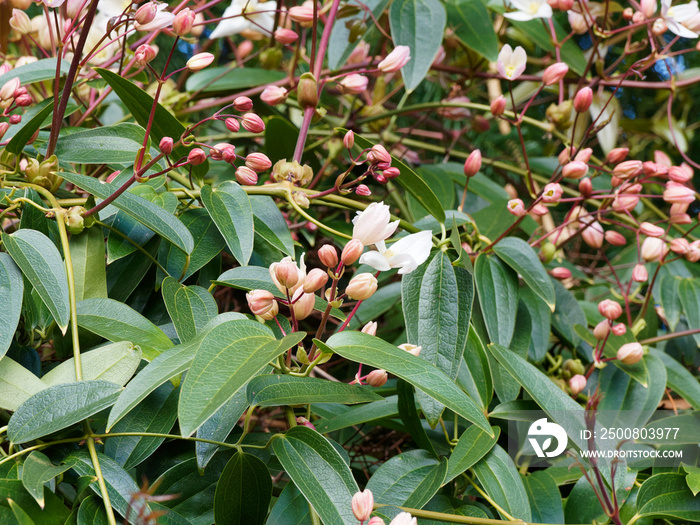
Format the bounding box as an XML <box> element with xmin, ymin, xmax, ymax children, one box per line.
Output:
<box><xmin>352</xmin><ymin>202</ymin><xmax>400</xmax><ymax>246</ymax></box>
<box><xmin>497</xmin><ymin>44</ymin><xmax>527</xmax><ymax>80</ymax></box>
<box><xmin>504</xmin><ymin>0</ymin><xmax>553</xmax><ymax>21</ymax></box>
<box><xmin>359</xmin><ymin>231</ymin><xmax>432</xmax><ymax>275</ymax></box>
<box><xmin>97</xmin><ymin>0</ymin><xmax>174</xmax><ymax>30</ymax></box>
<box><xmin>661</xmin><ymin>0</ymin><xmax>700</xmax><ymax>38</ymax></box>
<box><xmin>210</xmin><ymin>0</ymin><xmax>277</xmax><ymax>38</ymax></box>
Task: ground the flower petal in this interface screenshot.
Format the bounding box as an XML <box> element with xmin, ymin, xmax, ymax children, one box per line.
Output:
<box><xmin>359</xmin><ymin>251</ymin><xmax>392</xmax><ymax>272</ymax></box>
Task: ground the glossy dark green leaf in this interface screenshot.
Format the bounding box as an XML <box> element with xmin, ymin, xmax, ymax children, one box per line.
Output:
<box><xmin>474</xmin><ymin>254</ymin><xmax>518</xmax><ymax>347</ymax></box>
<box><xmin>320</xmin><ymin>332</ymin><xmax>492</xmax><ymax>434</ymax></box>
<box><xmin>0</xmin><ymin>58</ymin><xmax>70</xmax><ymax>86</ymax></box>
<box><xmin>636</xmin><ymin>473</ymin><xmax>700</xmax><ymax>521</ymax></box>
<box><xmin>659</xmin><ymin>274</ymin><xmax>682</xmax><ymax>331</ymax></box>
<box><xmin>201</xmin><ymin>182</ymin><xmax>254</xmax><ymax>266</ymax></box>
<box><xmin>214</xmin><ymin>452</ymin><xmax>272</xmax><ymax>525</ymax></box>
<box><xmin>472</xmin><ymin>445</ymin><xmax>531</xmax><ymax>521</ymax></box>
<box><xmin>446</xmin><ymin>425</ymin><xmax>499</xmax><ymax>483</ymax></box>
<box><xmin>179</xmin><ymin>323</ymin><xmax>304</xmax><ymax>437</ymax></box>
<box><xmin>0</xmin><ymin>479</ymin><xmax>69</xmax><ymax>525</ymax></box>
<box><xmin>45</xmin><ymin>123</ymin><xmax>146</xmax><ymax>164</ymax></box>
<box><xmin>446</xmin><ymin>0</ymin><xmax>499</xmax><ymax>61</ymax></box>
<box><xmin>70</xmin><ymin>227</ymin><xmax>108</xmax><ymax>302</ymax></box>
<box><xmin>76</xmin><ymin>496</ymin><xmax>109</xmax><ymax>525</ymax></box>
<box><xmin>0</xmin><ymin>253</ymin><xmax>23</xmax><ymax>358</ymax></box>
<box><xmin>96</xmin><ymin>67</ymin><xmax>208</xmax><ymax>180</ymax></box>
<box><xmin>651</xmin><ymin>349</ymin><xmax>700</xmax><ymax>410</ymax></box>
<box><xmin>21</xmin><ymin>451</ymin><xmax>72</xmax><ymax>508</ymax></box>
<box><xmin>105</xmin><ymin>383</ymin><xmax>179</xmax><ymax>469</ymax></box>
<box><xmin>313</xmin><ymin>396</ymin><xmax>400</xmax><ymax>433</ymax></box>
<box><xmin>8</xmin><ymin>499</ymin><xmax>36</xmax><ymax>525</ymax></box>
<box><xmin>397</xmin><ymin>380</ymin><xmax>437</xmax><ymax>456</ymax></box>
<box><xmin>77</xmin><ymin>298</ymin><xmax>174</xmax><ymax>360</ymax></box>
<box><xmin>389</xmin><ymin>0</ymin><xmax>446</xmax><ymax>91</ymax></box>
<box><xmin>684</xmin><ymin>464</ymin><xmax>700</xmax><ymax>496</ymax></box>
<box><xmin>6</xmin><ymin>98</ymin><xmax>54</xmax><ymax>155</ymax></box>
<box><xmin>196</xmin><ymin>388</ymin><xmax>249</xmax><ymax>470</ymax></box>
<box><xmin>679</xmin><ymin>278</ymin><xmax>700</xmax><ymax>345</ymax></box>
<box><xmin>402</xmin><ymin>252</ymin><xmax>473</xmax><ymax>425</ymax></box>
<box><xmin>8</xmin><ymin>380</ymin><xmax>121</xmax><ymax>443</ymax></box>
<box><xmin>519</xmin><ymin>288</ymin><xmax>551</xmax><ymax>363</ymax></box>
<box><xmin>522</xmin><ymin>471</ymin><xmax>563</xmax><ymax>524</ymax></box>
<box><xmin>61</xmin><ymin>171</ymin><xmax>194</xmax><ymax>255</ymax></box>
<box><xmin>250</xmin><ymin>196</ymin><xmax>296</xmax><ymax>257</ymax></box>
<box><xmin>186</xmin><ymin>67</ymin><xmax>286</xmax><ymax>92</ymax></box>
<box><xmin>247</xmin><ymin>375</ymin><xmax>381</xmax><ymax>407</ymax></box>
<box><xmin>551</xmin><ymin>279</ymin><xmax>586</xmax><ymax>347</ymax></box>
<box><xmin>107</xmin><ymin>237</ymin><xmax>159</xmax><ymax>302</ymax></box>
<box><xmin>272</xmin><ymin>426</ymin><xmax>359</xmax><ymax>525</ymax></box>
<box><xmin>267</xmin><ymin>482</ymin><xmax>313</xmax><ymax>525</ymax></box>
<box><xmin>2</xmin><ymin>229</ymin><xmax>70</xmax><ymax>332</ymax></box>
<box><xmin>162</xmin><ymin>277</ymin><xmax>218</xmax><ymax>343</ymax></box>
<box><xmin>457</xmin><ymin>326</ymin><xmax>492</xmax><ymax>409</ymax></box>
<box><xmin>0</xmin><ymin>356</ymin><xmax>47</xmax><ymax>411</ymax></box>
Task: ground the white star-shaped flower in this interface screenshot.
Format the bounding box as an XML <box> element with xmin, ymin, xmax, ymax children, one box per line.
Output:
<box><xmin>359</xmin><ymin>231</ymin><xmax>432</xmax><ymax>275</ymax></box>
<box><xmin>661</xmin><ymin>0</ymin><xmax>700</xmax><ymax>37</ymax></box>
<box><xmin>504</xmin><ymin>0</ymin><xmax>553</xmax><ymax>21</ymax></box>
<box><xmin>210</xmin><ymin>0</ymin><xmax>277</xmax><ymax>38</ymax></box>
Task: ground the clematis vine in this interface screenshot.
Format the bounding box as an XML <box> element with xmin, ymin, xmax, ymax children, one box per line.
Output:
<box><xmin>497</xmin><ymin>44</ymin><xmax>527</xmax><ymax>80</ymax></box>
<box><xmin>661</xmin><ymin>0</ymin><xmax>700</xmax><ymax>38</ymax></box>
<box><xmin>504</xmin><ymin>0</ymin><xmax>553</xmax><ymax>21</ymax></box>
<box><xmin>210</xmin><ymin>0</ymin><xmax>277</xmax><ymax>38</ymax></box>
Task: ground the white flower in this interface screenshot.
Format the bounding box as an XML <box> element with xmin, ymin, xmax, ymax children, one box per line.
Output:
<box><xmin>352</xmin><ymin>202</ymin><xmax>399</xmax><ymax>246</ymax></box>
<box><xmin>210</xmin><ymin>0</ymin><xmax>277</xmax><ymax>38</ymax></box>
<box><xmin>389</xmin><ymin>512</ymin><xmax>417</xmax><ymax>525</ymax></box>
<box><xmin>661</xmin><ymin>0</ymin><xmax>700</xmax><ymax>37</ymax></box>
<box><xmin>97</xmin><ymin>0</ymin><xmax>173</xmax><ymax>30</ymax></box>
<box><xmin>504</xmin><ymin>0</ymin><xmax>553</xmax><ymax>21</ymax></box>
<box><xmin>359</xmin><ymin>231</ymin><xmax>432</xmax><ymax>275</ymax></box>
<box><xmin>497</xmin><ymin>44</ymin><xmax>527</xmax><ymax>80</ymax></box>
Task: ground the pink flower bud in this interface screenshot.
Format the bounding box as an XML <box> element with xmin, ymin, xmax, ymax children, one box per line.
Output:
<box><xmin>530</xmin><ymin>203</ymin><xmax>548</xmax><ymax>217</ymax></box>
<box><xmin>668</xmin><ymin>166</ymin><xmax>692</xmax><ymax>183</ymax></box>
<box><xmin>351</xmin><ymin>489</ymin><xmax>374</xmax><ymax>522</ymax></box>
<box><xmin>612</xmin><ymin>323</ymin><xmax>627</xmax><ymax>336</ymax></box>
<box><xmin>507</xmin><ymin>198</ymin><xmax>526</xmax><ymax>217</ymax></box>
<box><xmin>346</xmin><ymin>273</ymin><xmax>378</xmax><ymax>300</ymax></box>
<box><xmin>295</xmin><ymin>416</ymin><xmax>315</xmax><ymax>429</ymax></box>
<box><xmin>172</xmin><ymin>7</ymin><xmax>196</xmax><ymax>36</ymax></box>
<box><xmin>613</xmin><ymin>160</ymin><xmax>643</xmax><ymax>180</ymax></box>
<box><xmin>231</xmin><ymin>96</ymin><xmax>252</xmax><ymax>112</ymax></box>
<box><xmin>356</xmin><ymin>184</ymin><xmax>371</xmax><ymax>196</ymax></box>
<box><xmin>134</xmin><ymin>2</ymin><xmax>158</xmax><ymax>25</ymax></box>
<box><xmin>187</xmin><ymin>148</ymin><xmax>207</xmax><ymax>165</ymax></box>
<box><xmin>632</xmin><ymin>263</ymin><xmax>648</xmax><ymax>283</ymax></box>
<box><xmin>643</xmin><ymin>161</ymin><xmax>662</xmax><ymax>176</ymax></box>
<box><xmin>0</xmin><ymin>122</ymin><xmax>9</xmax><ymax>141</ymax></box>
<box><xmin>663</xmin><ymin>184</ymin><xmax>695</xmax><ymax>204</ymax></box>
<box><xmin>344</xmin><ymin>130</ymin><xmax>354</xmax><ymax>149</ymax></box>
<box><xmin>655</xmin><ymin>150</ymin><xmax>672</xmax><ymax>166</ymax></box>
<box><xmin>670</xmin><ymin>238</ymin><xmax>689</xmax><ymax>254</ymax></box>
<box><xmin>593</xmin><ymin>320</ymin><xmax>610</xmax><ymax>340</ymax></box>
<box><xmin>558</xmin><ymin>147</ymin><xmax>573</xmax><ymax>165</ymax></box>
<box><xmin>292</xmin><ymin>290</ymin><xmax>315</xmax><ymax>320</ymax></box>
<box><xmin>289</xmin><ymin>4</ymin><xmax>315</xmax><ymax>25</ymax></box>
<box><xmin>398</xmin><ymin>343</ymin><xmax>421</xmax><ymax>357</ymax></box>
<box><xmin>573</xmin><ymin>87</ymin><xmax>593</xmax><ymax>113</ymax></box>
<box><xmin>159</xmin><ymin>136</ymin><xmax>173</xmax><ymax>155</ymax></box>
<box><xmin>303</xmin><ymin>268</ymin><xmax>328</xmax><ymax>293</ymax></box>
<box><xmin>491</xmin><ymin>95</ymin><xmax>507</xmax><ymax>117</ymax></box>
<box><xmin>598</xmin><ymin>299</ymin><xmax>622</xmax><ymax>320</ymax></box>
<box><xmin>247</xmin><ymin>289</ymin><xmax>277</xmax><ymax>317</ymax></box>
<box><xmin>341</xmin><ymin>238</ymin><xmax>364</xmax><ymax>265</ymax></box>
<box><xmin>9</xmin><ymin>9</ymin><xmax>31</xmax><ymax>34</ymax></box>
<box><xmin>378</xmin><ymin>46</ymin><xmax>411</xmax><ymax>73</ymax></box>
<box><xmin>639</xmin><ymin>221</ymin><xmax>665</xmax><ymax>238</ymax></box>
<box><xmin>245</xmin><ymin>152</ymin><xmax>272</xmax><ymax>172</ymax></box>
<box><xmin>368</xmin><ymin>144</ymin><xmax>391</xmax><ymax>165</ymax></box>
<box><xmin>686</xmin><ymin>241</ymin><xmax>700</xmax><ymax>262</ymax></box>
<box><xmin>361</xmin><ymin>321</ymin><xmax>377</xmax><ymax>336</ymax></box>
<box><xmin>312</xmin><ymin>247</ymin><xmax>337</xmax><ymax>271</ymax></box>
<box><xmin>274</xmin><ymin>27</ymin><xmax>299</xmax><ymax>44</ymax></box>
<box><xmin>66</xmin><ymin>0</ymin><xmax>84</xmax><ymax>19</ymax></box>
<box><xmin>541</xmin><ymin>182</ymin><xmax>563</xmax><ymax>203</ymax></box>
<box><xmin>14</xmin><ymin>93</ymin><xmax>32</xmax><ymax>107</ymax></box>
<box><xmin>574</xmin><ymin>148</ymin><xmax>593</xmax><ymax>164</ymax></box>
<box><xmin>641</xmin><ymin>237</ymin><xmax>667</xmax><ymax>262</ymax></box>
<box><xmin>0</xmin><ymin>78</ymin><xmax>20</xmax><ymax>101</ymax></box>
<box><xmin>348</xmin><ymin>41</ymin><xmax>370</xmax><ymax>65</ymax></box>
<box><xmin>605</xmin><ymin>230</ymin><xmax>627</xmax><ymax>246</ymax></box>
<box><xmin>578</xmin><ymin>178</ymin><xmax>592</xmax><ymax>197</ymax></box>
<box><xmin>135</xmin><ymin>44</ymin><xmax>157</xmax><ymax>66</ymax></box>
<box><xmin>366</xmin><ymin>369</ymin><xmax>388</xmax><ymax>387</ymax></box>
<box><xmin>550</xmin><ymin>267</ymin><xmax>571</xmax><ymax>279</ymax></box>
<box><xmin>261</xmin><ymin>85</ymin><xmax>288</xmax><ymax>105</ymax></box>
<box><xmin>606</xmin><ymin>147</ymin><xmax>629</xmax><ymax>164</ymax></box>
<box><xmin>612</xmin><ymin>192</ymin><xmax>639</xmax><ymax>213</ymax></box>
<box><xmin>569</xmin><ymin>374</ymin><xmax>586</xmax><ymax>396</ymax></box>
<box><xmin>210</xmin><ymin>143</ymin><xmax>236</xmax><ymax>162</ymax></box>
<box><xmin>383</xmin><ymin>167</ymin><xmax>400</xmax><ymax>179</ymax></box>
<box><xmin>562</xmin><ymin>160</ymin><xmax>588</xmax><ymax>179</ymax></box>
<box><xmin>617</xmin><ymin>342</ymin><xmax>643</xmax><ymax>365</ymax></box>
<box><xmin>641</xmin><ymin>0</ymin><xmax>657</xmax><ymax>18</ymax></box>
<box><xmin>186</xmin><ymin>52</ymin><xmax>214</xmax><ymax>71</ymax></box>
<box><xmin>463</xmin><ymin>149</ymin><xmax>482</xmax><ymax>177</ymax></box>
<box><xmin>241</xmin><ymin>113</ymin><xmax>265</xmax><ymax>133</ymax></box>
<box><xmin>542</xmin><ymin>62</ymin><xmax>569</xmax><ymax>86</ymax></box>
<box><xmin>235</xmin><ymin>166</ymin><xmax>258</xmax><ymax>186</ymax></box>
<box><xmin>339</xmin><ymin>74</ymin><xmax>368</xmax><ymax>95</ymax></box>
<box><xmin>225</xmin><ymin>117</ymin><xmax>240</xmax><ymax>133</ymax></box>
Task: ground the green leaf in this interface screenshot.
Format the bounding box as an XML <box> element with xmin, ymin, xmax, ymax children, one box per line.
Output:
<box><xmin>636</xmin><ymin>472</ymin><xmax>700</xmax><ymax>521</ymax></box>
<box><xmin>272</xmin><ymin>426</ymin><xmax>359</xmax><ymax>525</ymax></box>
<box><xmin>105</xmin><ymin>383</ymin><xmax>179</xmax><ymax>470</ymax></box>
<box><xmin>402</xmin><ymin>252</ymin><xmax>473</xmax><ymax>425</ymax></box>
<box><xmin>61</xmin><ymin>171</ymin><xmax>194</xmax><ymax>254</ymax></box>
<box><xmin>8</xmin><ymin>499</ymin><xmax>36</xmax><ymax>525</ymax></box>
<box><xmin>347</xmin><ymin>281</ymin><xmax>402</xmax><ymax>330</ymax></box>
<box><xmin>679</xmin><ymin>278</ymin><xmax>700</xmax><ymax>345</ymax></box>
<box><xmin>651</xmin><ymin>349</ymin><xmax>700</xmax><ymax>410</ymax></box>
<box><xmin>8</xmin><ymin>380</ymin><xmax>121</xmax><ymax>443</ymax></box>
<box><xmin>367</xmin><ymin>450</ymin><xmax>447</xmax><ymax>509</ymax></box>
<box><xmin>397</xmin><ymin>381</ymin><xmax>437</xmax><ymax>456</ymax></box>
<box><xmin>472</xmin><ymin>445</ymin><xmax>532</xmax><ymax>522</ymax></box>
<box><xmin>96</xmin><ymin>67</ymin><xmax>208</xmax><ymax>181</ymax></box>
<box><xmin>474</xmin><ymin>254</ymin><xmax>518</xmax><ymax>347</ymax></box>
<box><xmin>0</xmin><ymin>479</ymin><xmax>69</xmax><ymax>525</ymax></box>
<box><xmin>107</xmin><ymin>237</ymin><xmax>160</xmax><ymax>302</ymax></box>
<box><xmin>457</xmin><ymin>326</ymin><xmax>492</xmax><ymax>409</ymax></box>
<box><xmin>77</xmin><ymin>298</ymin><xmax>173</xmax><ymax>360</ymax></box>
<box><xmin>328</xmin><ymin>0</ymin><xmax>390</xmax><ymax>70</ymax></box>
<box><xmin>186</xmin><ymin>67</ymin><xmax>286</xmax><ymax>92</ymax></box>
<box><xmin>215</xmin><ymin>266</ymin><xmax>345</xmax><ymax>320</ymax></box>
<box><xmin>196</xmin><ymin>388</ymin><xmax>249</xmax><ymax>470</ymax></box>
<box><xmin>2</xmin><ymin>229</ymin><xmax>70</xmax><ymax>332</ymax></box>
<box><xmin>267</xmin><ymin>482</ymin><xmax>313</xmax><ymax>525</ymax></box>
<box><xmin>659</xmin><ymin>274</ymin><xmax>682</xmax><ymax>331</ymax></box>
<box><xmin>313</xmin><ymin>396</ymin><xmax>400</xmax><ymax>433</ymax></box>
<box><xmin>0</xmin><ymin>58</ymin><xmax>71</xmax><ymax>86</ymax></box>
<box><xmin>247</xmin><ymin>375</ymin><xmax>382</xmax><ymax>407</ymax></box>
<box><xmin>551</xmin><ymin>279</ymin><xmax>586</xmax><ymax>347</ymax></box>
<box><xmin>70</xmin><ymin>227</ymin><xmax>108</xmax><ymax>302</ymax></box>
<box><xmin>77</xmin><ymin>496</ymin><xmax>109</xmax><ymax>525</ymax></box>
<box><xmin>522</xmin><ymin>471</ymin><xmax>563</xmax><ymax>524</ymax></box>
<box><xmin>21</xmin><ymin>451</ymin><xmax>72</xmax><ymax>509</ymax></box>
<box><xmin>179</xmin><ymin>322</ymin><xmax>304</xmax><ymax>437</ymax></box>
<box><xmin>250</xmin><ymin>195</ymin><xmax>296</xmax><ymax>257</ymax></box>
<box><xmin>264</xmin><ymin>117</ymin><xmax>298</xmax><ymax>164</ymax></box>
<box><xmin>446</xmin><ymin>0</ymin><xmax>499</xmax><ymax>61</ymax></box>
<box><xmin>44</xmin><ymin>123</ymin><xmax>147</xmax><ymax>164</ymax></box>
<box><xmin>350</xmin><ymin>132</ymin><xmax>445</xmax><ymax>222</ymax></box>
<box><xmin>162</xmin><ymin>277</ymin><xmax>218</xmax><ymax>343</ymax></box>
<box><xmin>41</xmin><ymin>341</ymin><xmax>141</xmax><ymax>387</ymax></box>
<box><xmin>0</xmin><ymin>357</ymin><xmax>46</xmax><ymax>411</ymax></box>
<box><xmin>6</xmin><ymin>98</ymin><xmax>55</xmax><ymax>155</ymax></box>
<box><xmin>389</xmin><ymin>0</ymin><xmax>446</xmax><ymax>91</ymax></box>
<box><xmin>214</xmin><ymin>452</ymin><xmax>272</xmax><ymax>525</ymax></box>
<box><xmin>519</xmin><ymin>288</ymin><xmax>551</xmax><ymax>363</ymax></box>
<box><xmin>445</xmin><ymin>425</ymin><xmax>500</xmax><ymax>483</ymax></box>
<box><xmin>493</xmin><ymin>237</ymin><xmax>555</xmax><ymax>310</ymax></box>
<box><xmin>683</xmin><ymin>464</ymin><xmax>700</xmax><ymax>496</ymax></box>
<box><xmin>201</xmin><ymin>182</ymin><xmax>254</xmax><ymax>266</ymax></box>
<box><xmin>320</xmin><ymin>332</ymin><xmax>492</xmax><ymax>434</ymax></box>
<box><xmin>0</xmin><ymin>253</ymin><xmax>24</xmax><ymax>358</ymax></box>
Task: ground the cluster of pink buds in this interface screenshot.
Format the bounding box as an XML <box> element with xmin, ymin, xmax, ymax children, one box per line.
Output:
<box><xmin>0</xmin><ymin>77</ymin><xmax>32</xmax><ymax>141</ymax></box>
<box><xmin>365</xmin><ymin>144</ymin><xmax>400</xmax><ymax>184</ymax></box>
